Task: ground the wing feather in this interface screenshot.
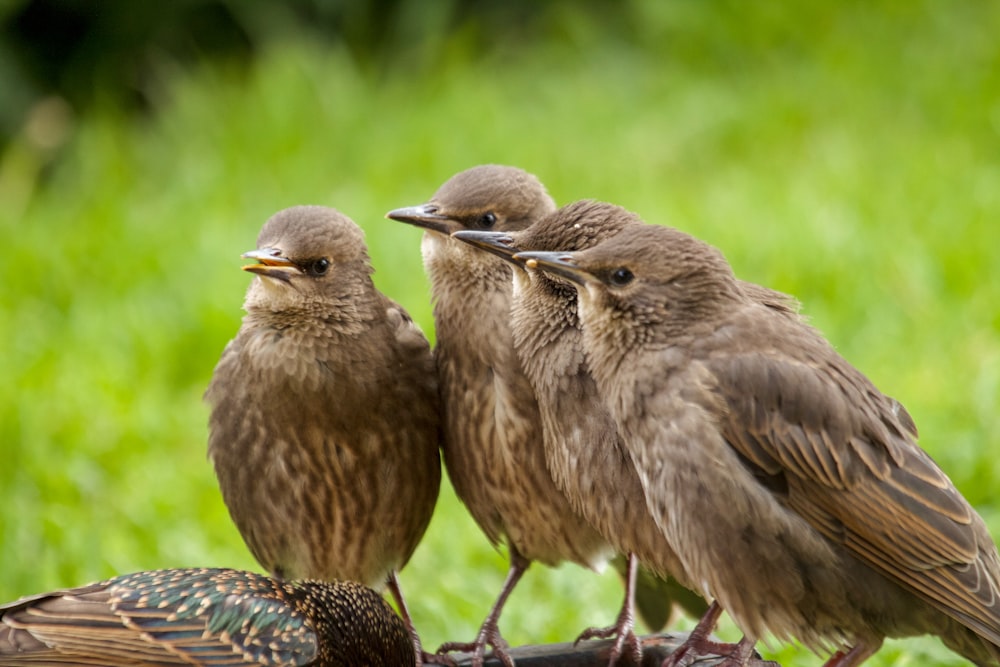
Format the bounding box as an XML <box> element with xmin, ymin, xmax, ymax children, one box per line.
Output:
<box><xmin>707</xmin><ymin>351</ymin><xmax>1000</xmax><ymax>646</ymax></box>
<box><xmin>0</xmin><ymin>569</ymin><xmax>319</xmax><ymax>666</ymax></box>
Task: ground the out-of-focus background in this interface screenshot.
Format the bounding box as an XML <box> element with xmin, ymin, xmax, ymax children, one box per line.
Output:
<box><xmin>1</xmin><ymin>1</ymin><xmax>998</xmax><ymax>664</ymax></box>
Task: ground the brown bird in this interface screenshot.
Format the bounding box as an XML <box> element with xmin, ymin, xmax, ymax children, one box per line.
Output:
<box><xmin>454</xmin><ymin>202</ymin><xmax>811</xmax><ymax>666</ymax></box>
<box><xmin>450</xmin><ymin>200</ymin><xmax>710</xmax><ymax>665</ymax></box>
<box><xmin>515</xmin><ymin>214</ymin><xmax>1000</xmax><ymax>666</ymax></box>
<box><xmin>205</xmin><ymin>206</ymin><xmax>441</xmax><ymax>662</ymax></box>
<box><xmin>0</xmin><ymin>568</ymin><xmax>415</xmax><ymax>666</ymax></box>
<box><xmin>386</xmin><ymin>167</ymin><xmax>616</xmax><ymax>666</ymax></box>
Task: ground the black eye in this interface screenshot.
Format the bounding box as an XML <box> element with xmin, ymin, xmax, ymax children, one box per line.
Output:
<box><xmin>609</xmin><ymin>267</ymin><xmax>634</xmax><ymax>286</ymax></box>
<box><xmin>309</xmin><ymin>258</ymin><xmax>330</xmax><ymax>276</ymax></box>
<box><xmin>480</xmin><ymin>212</ymin><xmax>497</xmax><ymax>228</ymax></box>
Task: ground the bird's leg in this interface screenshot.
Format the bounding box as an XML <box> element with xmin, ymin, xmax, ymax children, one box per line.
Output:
<box><xmin>660</xmin><ymin>600</ymin><xmax>723</xmax><ymax>667</ymax></box>
<box><xmin>661</xmin><ymin>601</ymin><xmax>766</xmax><ymax>667</ymax></box>
<box><xmin>436</xmin><ymin>547</ymin><xmax>530</xmax><ymax>667</ymax></box>
<box><xmin>821</xmin><ymin>643</ymin><xmax>879</xmax><ymax>667</ymax></box>
<box><xmin>387</xmin><ymin>572</ymin><xmax>450</xmax><ymax>667</ymax></box>
<box><xmin>573</xmin><ymin>551</ymin><xmax>643</xmax><ymax>666</ymax></box>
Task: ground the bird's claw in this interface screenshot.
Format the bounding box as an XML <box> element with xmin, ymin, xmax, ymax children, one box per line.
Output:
<box><xmin>435</xmin><ymin>631</ymin><xmax>513</xmax><ymax>667</ymax></box>
<box><xmin>574</xmin><ymin>624</ymin><xmax>643</xmax><ymax>666</ymax></box>
<box><xmin>661</xmin><ymin>634</ymin><xmax>770</xmax><ymax>667</ymax></box>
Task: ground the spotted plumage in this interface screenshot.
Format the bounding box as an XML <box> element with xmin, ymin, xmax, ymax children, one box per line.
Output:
<box><xmin>0</xmin><ymin>568</ymin><xmax>415</xmax><ymax>666</ymax></box>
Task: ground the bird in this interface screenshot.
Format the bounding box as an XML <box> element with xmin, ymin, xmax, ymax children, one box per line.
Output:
<box><xmin>449</xmin><ymin>200</ymin><xmax>711</xmax><ymax>665</ymax></box>
<box><xmin>0</xmin><ymin>567</ymin><xmax>415</xmax><ymax>666</ymax></box>
<box><xmin>204</xmin><ymin>206</ymin><xmax>442</xmax><ymax>663</ymax></box>
<box><xmin>385</xmin><ymin>166</ymin><xmax>618</xmax><ymax>667</ymax></box>
<box><xmin>514</xmin><ymin>212</ymin><xmax>1000</xmax><ymax>666</ymax></box>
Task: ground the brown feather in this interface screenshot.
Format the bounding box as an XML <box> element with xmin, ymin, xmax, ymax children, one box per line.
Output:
<box><xmin>528</xmin><ymin>212</ymin><xmax>1000</xmax><ymax>665</ymax></box>
<box><xmin>205</xmin><ymin>206</ymin><xmax>441</xmax><ymax>590</ymax></box>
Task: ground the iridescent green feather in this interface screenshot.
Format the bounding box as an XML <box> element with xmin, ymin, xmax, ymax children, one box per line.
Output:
<box><xmin>109</xmin><ymin>569</ymin><xmax>318</xmax><ymax>666</ymax></box>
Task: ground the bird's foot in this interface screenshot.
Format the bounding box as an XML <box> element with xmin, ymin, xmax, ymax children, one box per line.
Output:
<box><xmin>662</xmin><ymin>634</ymin><xmax>773</xmax><ymax>667</ymax></box>
<box><xmin>660</xmin><ymin>639</ymin><xmax>734</xmax><ymax>667</ymax></box>
<box><xmin>436</xmin><ymin>628</ymin><xmax>513</xmax><ymax>667</ymax></box>
<box><xmin>434</xmin><ymin>551</ymin><xmax>526</xmax><ymax>667</ymax></box>
<box><xmin>574</xmin><ymin>618</ymin><xmax>642</xmax><ymax>666</ymax></box>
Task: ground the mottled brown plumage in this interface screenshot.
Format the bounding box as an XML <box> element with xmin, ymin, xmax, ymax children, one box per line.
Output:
<box><xmin>205</xmin><ymin>206</ymin><xmax>441</xmax><ymax>661</ymax></box>
<box><xmin>0</xmin><ymin>568</ymin><xmax>415</xmax><ymax>666</ymax></box>
<box><xmin>451</xmin><ymin>201</ymin><xmax>710</xmax><ymax>665</ymax></box>
<box><xmin>516</xmin><ymin>215</ymin><xmax>1000</xmax><ymax>666</ymax></box>
<box><xmin>386</xmin><ymin>167</ymin><xmax>614</xmax><ymax>666</ymax></box>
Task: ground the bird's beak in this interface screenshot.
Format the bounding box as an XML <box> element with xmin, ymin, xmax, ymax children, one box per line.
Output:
<box><xmin>511</xmin><ymin>250</ymin><xmax>590</xmax><ymax>286</ymax></box>
<box><xmin>241</xmin><ymin>248</ymin><xmax>297</xmax><ymax>283</ymax></box>
<box><xmin>385</xmin><ymin>204</ymin><xmax>457</xmax><ymax>235</ymax></box>
<box><xmin>451</xmin><ymin>230</ymin><xmax>522</xmax><ymax>265</ymax></box>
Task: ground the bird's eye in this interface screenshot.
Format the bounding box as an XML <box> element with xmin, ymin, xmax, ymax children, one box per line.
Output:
<box><xmin>309</xmin><ymin>258</ymin><xmax>331</xmax><ymax>276</ymax></box>
<box><xmin>480</xmin><ymin>212</ymin><xmax>497</xmax><ymax>228</ymax></box>
<box><xmin>609</xmin><ymin>267</ymin><xmax>634</xmax><ymax>287</ymax></box>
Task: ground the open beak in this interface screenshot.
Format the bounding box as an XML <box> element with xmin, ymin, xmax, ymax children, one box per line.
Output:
<box><xmin>241</xmin><ymin>248</ymin><xmax>298</xmax><ymax>282</ymax></box>
<box><xmin>451</xmin><ymin>230</ymin><xmax>522</xmax><ymax>265</ymax></box>
<box><xmin>511</xmin><ymin>250</ymin><xmax>591</xmax><ymax>286</ymax></box>
<box><xmin>385</xmin><ymin>204</ymin><xmax>458</xmax><ymax>235</ymax></box>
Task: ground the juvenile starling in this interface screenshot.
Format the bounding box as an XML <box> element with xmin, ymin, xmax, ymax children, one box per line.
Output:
<box><xmin>386</xmin><ymin>167</ymin><xmax>614</xmax><ymax>666</ymax></box>
<box><xmin>450</xmin><ymin>201</ymin><xmax>709</xmax><ymax>664</ymax></box>
<box><xmin>205</xmin><ymin>206</ymin><xmax>441</xmax><ymax>661</ymax></box>
<box><xmin>0</xmin><ymin>568</ymin><xmax>415</xmax><ymax>666</ymax></box>
<box><xmin>516</xmin><ymin>216</ymin><xmax>1000</xmax><ymax>666</ymax></box>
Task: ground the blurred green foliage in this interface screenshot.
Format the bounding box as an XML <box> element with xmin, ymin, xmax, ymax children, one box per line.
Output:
<box><xmin>1</xmin><ymin>2</ymin><xmax>999</xmax><ymax>665</ymax></box>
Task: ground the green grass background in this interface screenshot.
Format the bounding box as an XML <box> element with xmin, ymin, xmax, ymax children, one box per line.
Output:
<box><xmin>2</xmin><ymin>2</ymin><xmax>999</xmax><ymax>665</ymax></box>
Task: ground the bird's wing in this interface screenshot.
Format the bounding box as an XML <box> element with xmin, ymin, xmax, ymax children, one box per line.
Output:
<box><xmin>2</xmin><ymin>582</ymin><xmax>200</xmax><ymax>665</ymax></box>
<box><xmin>383</xmin><ymin>297</ymin><xmax>433</xmax><ymax>354</ymax></box>
<box><xmin>0</xmin><ymin>570</ymin><xmax>319</xmax><ymax>666</ymax></box>
<box><xmin>736</xmin><ymin>280</ymin><xmax>801</xmax><ymax>317</ymax></box>
<box><xmin>1</xmin><ymin>583</ymin><xmax>120</xmax><ymax>664</ymax></box>
<box><xmin>706</xmin><ymin>351</ymin><xmax>1000</xmax><ymax>645</ymax></box>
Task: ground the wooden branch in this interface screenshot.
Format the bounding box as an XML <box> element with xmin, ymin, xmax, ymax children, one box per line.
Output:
<box><xmin>451</xmin><ymin>632</ymin><xmax>771</xmax><ymax>666</ymax></box>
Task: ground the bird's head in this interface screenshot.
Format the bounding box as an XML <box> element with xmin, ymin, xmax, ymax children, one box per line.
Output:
<box><xmin>518</xmin><ymin>200</ymin><xmax>644</xmax><ymax>254</ymax></box>
<box><xmin>241</xmin><ymin>206</ymin><xmax>375</xmax><ymax>317</ymax></box>
<box><xmin>515</xmin><ymin>223</ymin><xmax>743</xmax><ymax>351</ymax></box>
<box><xmin>451</xmin><ymin>199</ymin><xmax>642</xmax><ymax>262</ymax></box>
<box><xmin>386</xmin><ymin>165</ymin><xmax>556</xmax><ymax>274</ymax></box>
<box><xmin>452</xmin><ymin>200</ymin><xmax>643</xmax><ymax>311</ymax></box>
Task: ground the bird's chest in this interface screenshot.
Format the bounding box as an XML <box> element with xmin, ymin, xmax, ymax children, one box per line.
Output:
<box><xmin>241</xmin><ymin>327</ymin><xmax>371</xmax><ymax>396</ymax></box>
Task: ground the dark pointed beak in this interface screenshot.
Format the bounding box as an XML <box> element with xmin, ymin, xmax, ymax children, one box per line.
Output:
<box><xmin>385</xmin><ymin>204</ymin><xmax>457</xmax><ymax>235</ymax></box>
<box><xmin>451</xmin><ymin>230</ymin><xmax>522</xmax><ymax>265</ymax></box>
<box><xmin>511</xmin><ymin>250</ymin><xmax>590</xmax><ymax>286</ymax></box>
<box><xmin>241</xmin><ymin>248</ymin><xmax>297</xmax><ymax>282</ymax></box>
